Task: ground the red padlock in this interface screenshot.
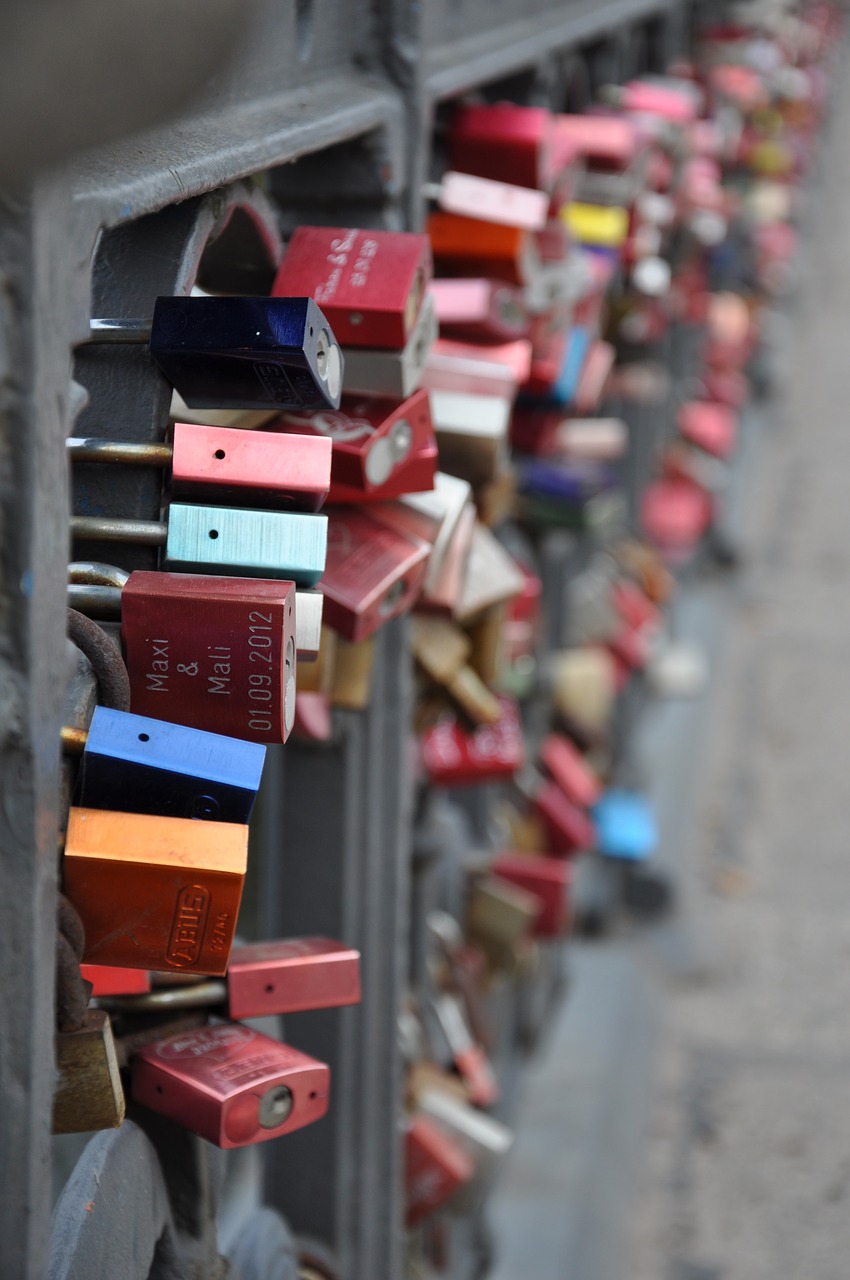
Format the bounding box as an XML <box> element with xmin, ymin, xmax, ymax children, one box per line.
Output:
<box><xmin>538</xmin><ymin>734</ymin><xmax>601</xmax><ymax>809</ymax></box>
<box><xmin>273</xmin><ymin>227</ymin><xmax>432</xmax><ymax>349</ymax></box>
<box><xmin>405</xmin><ymin>1113</ymin><xmax>475</xmax><ymax>1227</ymax></box>
<box><xmin>131</xmin><ymin>1023</ymin><xmax>329</xmax><ymax>1147</ymax></box>
<box><xmin>428</xmin><ymin>278</ymin><xmax>530</xmax><ymax>343</ymax></box>
<box><xmin>529</xmin><ymin>779</ymin><xmax>596</xmax><ymax>856</ymax></box>
<box><xmin>421</xmin><ymin>696</ymin><xmax>525</xmax><ymax>787</ymax></box>
<box><xmin>677</xmin><ymin>400</ymin><xmax>737</xmax><ymax>460</ymax></box>
<box><xmin>491</xmin><ymin>853</ymin><xmax>572</xmax><ymax>938</ymax></box>
<box><xmin>121</xmin><ymin>573</ymin><xmax>297</xmax><ymax>743</ymax></box>
<box><xmin>447</xmin><ymin>102</ymin><xmax>554</xmax><ymax>191</ymax></box>
<box><xmin>225</xmin><ymin>937</ymin><xmax>361</xmax><ymax>1018</ymax></box>
<box><xmin>268</xmin><ymin>389</ymin><xmax>437</xmax><ymax>500</ymax></box>
<box><xmin>321</xmin><ymin>507</ymin><xmax>432</xmax><ymax>641</ymax></box>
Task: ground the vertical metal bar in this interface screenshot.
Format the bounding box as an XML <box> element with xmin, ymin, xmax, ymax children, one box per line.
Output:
<box><xmin>0</xmin><ymin>185</ymin><xmax>73</xmax><ymax>1278</ymax></box>
<box><xmin>263</xmin><ymin>617</ymin><xmax>412</xmax><ymax>1279</ymax></box>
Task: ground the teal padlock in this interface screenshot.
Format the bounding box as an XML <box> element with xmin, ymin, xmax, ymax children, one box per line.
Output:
<box><xmin>71</xmin><ymin>504</ymin><xmax>327</xmax><ymax>587</ymax></box>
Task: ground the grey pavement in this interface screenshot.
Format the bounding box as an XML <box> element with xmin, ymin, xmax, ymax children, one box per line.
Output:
<box><xmin>490</xmin><ymin>57</ymin><xmax>850</xmax><ymax>1280</ymax></box>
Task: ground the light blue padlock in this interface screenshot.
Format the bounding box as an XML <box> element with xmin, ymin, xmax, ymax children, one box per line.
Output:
<box><xmin>592</xmin><ymin>790</ymin><xmax>657</xmax><ymax>862</ymax></box>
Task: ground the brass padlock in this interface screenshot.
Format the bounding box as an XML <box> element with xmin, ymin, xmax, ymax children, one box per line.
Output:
<box><xmin>411</xmin><ymin>615</ymin><xmax>501</xmax><ymax>726</ymax></box>
<box><xmin>53</xmin><ymin>1008</ymin><xmax>125</xmax><ymax>1134</ymax></box>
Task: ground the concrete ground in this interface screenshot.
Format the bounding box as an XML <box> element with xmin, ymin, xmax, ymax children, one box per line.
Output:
<box><xmin>490</xmin><ymin>58</ymin><xmax>850</xmax><ymax>1280</ymax></box>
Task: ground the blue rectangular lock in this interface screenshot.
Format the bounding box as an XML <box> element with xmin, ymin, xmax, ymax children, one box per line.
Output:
<box><xmin>163</xmin><ymin>503</ymin><xmax>328</xmax><ymax>587</ymax></box>
<box><xmin>76</xmin><ymin>706</ymin><xmax>266</xmax><ymax>823</ymax></box>
<box><xmin>148</xmin><ymin>295</ymin><xmax>343</xmax><ymax>411</ymax></box>
<box><xmin>518</xmin><ymin>457</ymin><xmax>618</xmax><ymax>504</ymax></box>
<box><xmin>592</xmin><ymin>790</ymin><xmax>657</xmax><ymax>861</ymax></box>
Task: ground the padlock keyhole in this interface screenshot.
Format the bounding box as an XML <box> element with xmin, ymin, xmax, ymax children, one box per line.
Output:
<box><xmin>208</xmin><ymin>529</ymin><xmax>219</xmax><ymax>539</ymax></box>
<box><xmin>138</xmin><ymin>733</ymin><xmax>150</xmax><ymax>742</ymax></box>
<box><xmin>214</xmin><ymin>449</ymin><xmax>225</xmax><ymax>460</ymax></box>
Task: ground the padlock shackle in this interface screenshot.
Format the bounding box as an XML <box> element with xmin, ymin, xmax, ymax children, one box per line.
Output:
<box><xmin>71</xmin><ymin>515</ymin><xmax>168</xmax><ymax>545</ymax></box>
<box><xmin>86</xmin><ymin>318</ymin><xmax>152</xmax><ymax>344</ymax></box>
<box><xmin>68</xmin><ymin>561</ymin><xmax>131</xmax><ymax>589</ymax></box>
<box><xmin>96</xmin><ymin>979</ymin><xmax>227</xmax><ymax>1014</ymax></box>
<box><xmin>67</xmin><ymin>437</ymin><xmax>173</xmax><ymax>466</ymax></box>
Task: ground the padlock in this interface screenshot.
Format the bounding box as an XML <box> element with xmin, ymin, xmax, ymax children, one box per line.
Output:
<box><xmin>330</xmin><ymin>635</ymin><xmax>377</xmax><ymax>710</ymax></box>
<box><xmin>87</xmin><ymin>295</ymin><xmax>343</xmax><ymax>410</ymax></box>
<box><xmin>640</xmin><ymin>477</ymin><xmax>714</xmax><ymax>561</ymax></box>
<box><xmin>427</xmin><ymin>390</ymin><xmax>512</xmax><ymax>488</ymax></box>
<box><xmin>64</xmin><ymin>807</ymin><xmax>247</xmax><ymax>973</ymax></box>
<box><xmin>416</xmin><ymin>1084</ymin><xmax>513</xmax><ymax>1190</ymax></box>
<box><xmin>465</xmin><ymin>873</ymin><xmax>539</xmax><ymax>974</ymax></box>
<box><xmin>538</xmin><ymin>733</ymin><xmax>602</xmax><ymax>810</ymax></box>
<box><xmin>53</xmin><ymin>1009</ymin><xmax>126</xmax><ymax>1134</ymax></box>
<box><xmin>339</xmin><ymin>292</ymin><xmax>438</xmax><ymax>399</ymax></box>
<box><xmin>426</xmin><ymin>912</ymin><xmax>492</xmax><ymax>1052</ymax></box>
<box><xmin>420</xmin><ymin>695</ymin><xmax>525</xmax><ymax>787</ymax></box>
<box><xmin>98</xmin><ymin>936</ymin><xmax>361</xmax><ymax>1019</ymax></box>
<box><xmin>447</xmin><ymin>102</ymin><xmax>555</xmax><ymax>191</ymax></box>
<box><xmin>268</xmin><ymin>389</ymin><xmax>436</xmax><ymax>500</ymax></box>
<box><xmin>297</xmin><ymin>625</ymin><xmax>338</xmax><ymax>697</ymax></box>
<box><xmin>423</xmin><ymin>337</ymin><xmax>531</xmax><ymax>398</ymax></box>
<box><xmin>519</xmin><ymin>770</ymin><xmax>596</xmax><ymax>856</ymax></box>
<box><xmin>456</xmin><ymin>525</ymin><xmax>526</xmax><ymax>626</ymax></box>
<box><xmin>80</xmin><ymin>964</ymin><xmax>152</xmax><ymax>996</ymax></box>
<box><xmin>73</xmin><ymin>705</ymin><xmax>266</xmax><ymax>823</ymax></box>
<box><xmin>424</xmin><ymin>170</ymin><xmax>550</xmax><ymax>230</ymax></box>
<box><xmin>492</xmin><ymin>853</ymin><xmax>572</xmax><ymax>937</ymax></box>
<box><xmin>427</xmin><ymin>211</ymin><xmax>540</xmax><ymax>287</ymax></box>
<box><xmin>68</xmin><ymin>422</ymin><xmax>331</xmax><ymax>512</ymax></box>
<box><xmin>131</xmin><ymin>1023</ymin><xmax>329</xmax><ymax>1147</ymax></box>
<box><xmin>552</xmin><ymin>113</ymin><xmax>640</xmax><ymax>175</ymax></box>
<box><xmin>321</xmin><ymin>507</ymin><xmax>432</xmax><ymax>642</ymax></box>
<box><xmin>411</xmin><ymin>616</ymin><xmax>501</xmax><ymax>727</ymax></box>
<box><xmin>593</xmin><ymin>789</ymin><xmax>657</xmax><ymax>861</ymax></box>
<box><xmin>551</xmin><ymin>648</ymin><xmax>618</xmax><ymax>736</ymax></box>
<box><xmin>561</xmin><ymin>203</ymin><xmax>630</xmax><ymax>254</ymax></box>
<box><xmin>404</xmin><ymin>1113</ymin><xmax>475</xmax><ymax>1227</ymax></box>
<box><xmin>273</xmin><ymin>227</ymin><xmax>432</xmax><ymax>349</ymax></box>
<box><xmin>68</xmin><ymin>566</ymin><xmax>299</xmax><ymax>743</ymax></box>
<box><xmin>677</xmin><ymin>400</ymin><xmax>737</xmax><ymax>460</ymax></box>
<box><xmin>427</xmin><ymin>992</ymin><xmax>498</xmax><ymax>1108</ymax></box>
<box><xmin>71</xmin><ymin>502</ymin><xmax>327</xmax><ymax>587</ymax></box>
<box><xmin>417</xmin><ymin>500</ymin><xmax>477</xmax><ymax>617</ymax></box>
<box><xmin>428</xmin><ymin>278</ymin><xmax>530</xmax><ymax>343</ymax></box>
<box><xmin>601</xmin><ymin>77</ymin><xmax>700</xmax><ymax>122</ymax></box>
<box><xmin>378</xmin><ymin>472</ymin><xmax>472</xmax><ymax>598</ymax></box>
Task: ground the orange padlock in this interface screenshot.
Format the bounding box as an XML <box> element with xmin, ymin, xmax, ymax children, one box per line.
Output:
<box><xmin>63</xmin><ymin>808</ymin><xmax>247</xmax><ymax>975</ymax></box>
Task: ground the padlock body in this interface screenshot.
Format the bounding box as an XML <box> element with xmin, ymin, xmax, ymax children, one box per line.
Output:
<box><xmin>164</xmin><ymin>503</ymin><xmax>327</xmax><ymax>587</ymax></box>
<box><xmin>531</xmin><ymin>779</ymin><xmax>596</xmax><ymax>855</ymax></box>
<box><xmin>227</xmin><ymin>937</ymin><xmax>361</xmax><ymax>1018</ymax></box>
<box><xmin>428</xmin><ymin>212</ymin><xmax>535</xmax><ymax>287</ymax></box>
<box><xmin>131</xmin><ymin>1023</ymin><xmax>330</xmax><ymax>1147</ymax></box>
<box><xmin>77</xmin><ymin>705</ymin><xmax>266</xmax><ymax>822</ymax></box>
<box><xmin>122</xmin><ymin>573</ymin><xmax>296</xmax><ymax>743</ymax></box>
<box><xmin>53</xmin><ymin>1009</ymin><xmax>126</xmax><ymax>1134</ymax></box>
<box><xmin>539</xmin><ymin>733</ymin><xmax>602</xmax><ymax>809</ymax></box>
<box><xmin>405</xmin><ymin>1114</ymin><xmax>474</xmax><ymax>1226</ymax></box>
<box><xmin>171</xmin><ymin>423</ymin><xmax>331</xmax><ymax>511</ymax></box>
<box><xmin>324</xmin><ymin>439</ymin><xmax>439</xmax><ymax>505</ymax></box>
<box><xmin>448</xmin><ymin>102</ymin><xmax>553</xmax><ymax>191</ymax></box>
<box><xmin>322</xmin><ymin>508</ymin><xmax>431</xmax><ymax>642</ymax></box>
<box><xmin>80</xmin><ymin>964</ymin><xmax>152</xmax><ymax>996</ymax></box>
<box><xmin>421</xmin><ymin>696</ymin><xmax>525</xmax><ymax>786</ymax></box>
<box><xmin>273</xmin><ymin>227</ymin><xmax>432</xmax><ymax>348</ymax></box>
<box><xmin>149</xmin><ymin>296</ymin><xmax>342</xmax><ymax>410</ymax></box>
<box><xmin>268</xmin><ymin>388</ymin><xmax>436</xmax><ymax>496</ymax></box>
<box><xmin>340</xmin><ymin>293</ymin><xmax>438</xmax><ymax>398</ymax></box>
<box><xmin>492</xmin><ymin>853</ymin><xmax>572</xmax><ymax>937</ymax></box>
<box><xmin>64</xmin><ymin>807</ymin><xmax>247</xmax><ymax>974</ymax></box>
<box><xmin>429</xmin><ymin>278</ymin><xmax>530</xmax><ymax>343</ymax></box>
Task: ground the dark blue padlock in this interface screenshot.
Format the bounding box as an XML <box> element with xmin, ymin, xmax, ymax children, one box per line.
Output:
<box><xmin>517</xmin><ymin>456</ymin><xmax>618</xmax><ymax>504</ymax></box>
<box><xmin>89</xmin><ymin>296</ymin><xmax>343</xmax><ymax>412</ymax></box>
<box><xmin>75</xmin><ymin>705</ymin><xmax>266</xmax><ymax>823</ymax></box>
